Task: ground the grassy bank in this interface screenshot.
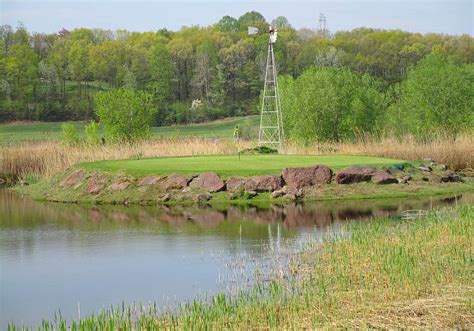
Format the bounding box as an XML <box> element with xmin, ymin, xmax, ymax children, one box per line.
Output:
<box><xmin>8</xmin><ymin>204</ymin><xmax>473</xmax><ymax>330</ymax></box>
<box><xmin>15</xmin><ymin>163</ymin><xmax>474</xmax><ymax>207</ymax></box>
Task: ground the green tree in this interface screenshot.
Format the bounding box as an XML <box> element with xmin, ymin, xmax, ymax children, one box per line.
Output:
<box><xmin>148</xmin><ymin>43</ymin><xmax>174</xmax><ymax>104</ymax></box>
<box><xmin>215</xmin><ymin>16</ymin><xmax>238</xmax><ymax>33</ymax></box>
<box><xmin>168</xmin><ymin>39</ymin><xmax>193</xmax><ymax>100</ymax></box>
<box><xmin>388</xmin><ymin>53</ymin><xmax>474</xmax><ymax>139</ymax></box>
<box><xmin>94</xmin><ymin>89</ymin><xmax>156</xmax><ymax>142</ymax></box>
<box><xmin>280</xmin><ymin>67</ymin><xmax>385</xmax><ymax>143</ymax></box>
<box><xmin>271</xmin><ymin>16</ymin><xmax>292</xmax><ymax>30</ymax></box>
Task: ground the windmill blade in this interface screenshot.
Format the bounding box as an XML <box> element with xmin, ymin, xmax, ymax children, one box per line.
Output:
<box><xmin>248</xmin><ymin>26</ymin><xmax>259</xmax><ymax>36</ymax></box>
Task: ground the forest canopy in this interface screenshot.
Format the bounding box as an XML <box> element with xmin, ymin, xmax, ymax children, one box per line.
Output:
<box><xmin>0</xmin><ymin>13</ymin><xmax>473</xmax><ymax>140</ymax></box>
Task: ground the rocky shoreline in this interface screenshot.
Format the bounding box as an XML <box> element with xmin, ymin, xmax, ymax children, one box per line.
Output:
<box><xmin>15</xmin><ymin>159</ymin><xmax>472</xmax><ymax>206</ymax></box>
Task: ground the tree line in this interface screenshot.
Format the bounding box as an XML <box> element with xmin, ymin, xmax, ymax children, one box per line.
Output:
<box><xmin>1</xmin><ymin>12</ymin><xmax>473</xmax><ymax>138</ymax></box>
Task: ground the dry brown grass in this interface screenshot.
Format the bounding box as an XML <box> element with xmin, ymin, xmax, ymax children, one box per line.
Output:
<box><xmin>0</xmin><ymin>138</ymin><xmax>253</xmax><ymax>178</ymax></box>
<box><xmin>1</xmin><ymin>134</ymin><xmax>473</xmax><ymax>179</ymax></box>
<box><xmin>285</xmin><ymin>134</ymin><xmax>474</xmax><ymax>171</ymax></box>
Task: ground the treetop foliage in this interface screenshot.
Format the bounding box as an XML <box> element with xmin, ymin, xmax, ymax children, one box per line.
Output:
<box><xmin>0</xmin><ymin>12</ymin><xmax>473</xmax><ymax>140</ymax></box>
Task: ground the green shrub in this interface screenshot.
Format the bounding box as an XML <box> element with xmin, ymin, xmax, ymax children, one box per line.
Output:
<box><xmin>279</xmin><ymin>67</ymin><xmax>385</xmax><ymax>143</ymax></box>
<box><xmin>84</xmin><ymin>121</ymin><xmax>100</xmax><ymax>146</ymax></box>
<box><xmin>60</xmin><ymin>123</ymin><xmax>80</xmax><ymax>146</ymax></box>
<box><xmin>95</xmin><ymin>89</ymin><xmax>157</xmax><ymax>143</ymax></box>
<box><xmin>387</xmin><ymin>53</ymin><xmax>474</xmax><ymax>140</ymax></box>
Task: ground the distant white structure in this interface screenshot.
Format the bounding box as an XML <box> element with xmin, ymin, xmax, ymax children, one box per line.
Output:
<box><xmin>269</xmin><ymin>25</ymin><xmax>277</xmax><ymax>43</ymax></box>
<box><xmin>318</xmin><ymin>13</ymin><xmax>327</xmax><ymax>33</ymax></box>
<box><xmin>248</xmin><ymin>26</ymin><xmax>259</xmax><ymax>35</ymax></box>
<box><xmin>317</xmin><ymin>13</ymin><xmax>330</xmax><ymax>38</ymax></box>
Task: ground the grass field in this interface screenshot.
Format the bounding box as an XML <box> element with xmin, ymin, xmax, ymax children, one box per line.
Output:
<box><xmin>79</xmin><ymin>154</ymin><xmax>404</xmax><ymax>177</ymax></box>
<box><xmin>0</xmin><ymin>116</ymin><xmax>259</xmax><ymax>143</ymax></box>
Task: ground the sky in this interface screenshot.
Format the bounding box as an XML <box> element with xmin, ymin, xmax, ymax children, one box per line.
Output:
<box><xmin>1</xmin><ymin>0</ymin><xmax>472</xmax><ymax>35</ymax></box>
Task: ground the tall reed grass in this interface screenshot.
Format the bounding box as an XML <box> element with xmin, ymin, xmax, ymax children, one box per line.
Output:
<box><xmin>0</xmin><ymin>138</ymin><xmax>253</xmax><ymax>178</ymax></box>
<box><xmin>286</xmin><ymin>134</ymin><xmax>474</xmax><ymax>171</ymax></box>
<box><xmin>1</xmin><ymin>134</ymin><xmax>472</xmax><ymax>179</ymax></box>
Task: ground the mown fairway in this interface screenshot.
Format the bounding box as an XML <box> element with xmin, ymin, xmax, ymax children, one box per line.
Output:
<box><xmin>0</xmin><ymin>116</ymin><xmax>259</xmax><ymax>143</ymax></box>
<box><xmin>79</xmin><ymin>154</ymin><xmax>404</xmax><ymax>177</ymax></box>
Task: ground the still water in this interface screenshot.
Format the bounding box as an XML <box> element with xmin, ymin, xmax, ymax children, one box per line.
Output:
<box><xmin>0</xmin><ymin>189</ymin><xmax>472</xmax><ymax>328</ymax></box>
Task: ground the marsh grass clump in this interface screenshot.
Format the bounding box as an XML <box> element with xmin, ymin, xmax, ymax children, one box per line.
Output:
<box><xmin>7</xmin><ymin>205</ymin><xmax>473</xmax><ymax>330</ymax></box>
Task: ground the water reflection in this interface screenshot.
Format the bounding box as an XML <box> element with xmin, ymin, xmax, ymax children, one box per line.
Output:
<box><xmin>0</xmin><ymin>189</ymin><xmax>472</xmax><ymax>328</ymax></box>
<box><xmin>1</xmin><ymin>190</ymin><xmax>471</xmax><ymax>233</ymax></box>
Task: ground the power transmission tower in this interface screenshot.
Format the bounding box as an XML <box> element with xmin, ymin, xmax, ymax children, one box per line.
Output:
<box><xmin>318</xmin><ymin>13</ymin><xmax>327</xmax><ymax>33</ymax></box>
<box><xmin>258</xmin><ymin>26</ymin><xmax>284</xmax><ymax>149</ymax></box>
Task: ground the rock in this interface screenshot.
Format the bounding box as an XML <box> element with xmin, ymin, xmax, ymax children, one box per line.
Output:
<box><xmin>271</xmin><ymin>187</ymin><xmax>287</xmax><ymax>198</ymax></box>
<box><xmin>59</xmin><ymin>170</ymin><xmax>85</xmax><ymax>187</ymax></box>
<box><xmin>371</xmin><ymin>171</ymin><xmax>398</xmax><ymax>184</ymax></box>
<box><xmin>109</xmin><ymin>181</ymin><xmax>130</xmax><ymax>191</ymax></box>
<box><xmin>19</xmin><ymin>178</ymin><xmax>29</xmax><ymax>186</ymax></box>
<box><xmin>182</xmin><ymin>187</ymin><xmax>192</xmax><ymax>193</ymax></box>
<box><xmin>228</xmin><ymin>193</ymin><xmax>238</xmax><ymax>200</ymax></box>
<box><xmin>197</xmin><ymin>193</ymin><xmax>212</xmax><ymax>202</ymax></box>
<box><xmin>86</xmin><ymin>173</ymin><xmax>108</xmax><ymax>194</ymax></box>
<box><xmin>281</xmin><ymin>164</ymin><xmax>333</xmax><ymax>189</ymax></box>
<box><xmin>439</xmin><ymin>164</ymin><xmax>448</xmax><ymax>171</ymax></box>
<box><xmin>440</xmin><ymin>173</ymin><xmax>464</xmax><ymax>183</ymax></box>
<box><xmin>398</xmin><ymin>175</ymin><xmax>412</xmax><ymax>184</ymax></box>
<box><xmin>296</xmin><ymin>189</ymin><xmax>304</xmax><ymax>198</ymax></box>
<box><xmin>226</xmin><ymin>176</ymin><xmax>245</xmax><ymax>192</ymax></box>
<box><xmin>246</xmin><ymin>190</ymin><xmax>257</xmax><ymax>198</ymax></box>
<box><xmin>418</xmin><ymin>164</ymin><xmax>433</xmax><ymax>172</ymax></box>
<box><xmin>244</xmin><ymin>175</ymin><xmax>282</xmax><ymax>192</ymax></box>
<box><xmin>283</xmin><ymin>193</ymin><xmax>297</xmax><ymax>201</ymax></box>
<box><xmin>138</xmin><ymin>176</ymin><xmax>161</xmax><ymax>186</ymax></box>
<box><xmin>159</xmin><ymin>193</ymin><xmax>171</xmax><ymax>202</ymax></box>
<box><xmin>87</xmin><ymin>182</ymin><xmax>106</xmax><ymax>194</ymax></box>
<box><xmin>158</xmin><ymin>174</ymin><xmax>189</xmax><ymax>191</ymax></box>
<box><xmin>335</xmin><ymin>166</ymin><xmax>376</xmax><ymax>184</ymax></box>
<box><xmin>189</xmin><ymin>172</ymin><xmax>225</xmax><ymax>193</ymax></box>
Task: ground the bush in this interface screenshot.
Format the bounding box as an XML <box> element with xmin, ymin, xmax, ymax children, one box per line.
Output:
<box><xmin>387</xmin><ymin>53</ymin><xmax>474</xmax><ymax>140</ymax></box>
<box><xmin>85</xmin><ymin>121</ymin><xmax>100</xmax><ymax>146</ymax></box>
<box><xmin>60</xmin><ymin>123</ymin><xmax>80</xmax><ymax>146</ymax></box>
<box><xmin>279</xmin><ymin>67</ymin><xmax>386</xmax><ymax>143</ymax></box>
<box><xmin>95</xmin><ymin>89</ymin><xmax>157</xmax><ymax>143</ymax></box>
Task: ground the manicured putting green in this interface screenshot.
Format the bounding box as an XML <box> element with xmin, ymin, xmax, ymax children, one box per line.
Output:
<box><xmin>79</xmin><ymin>154</ymin><xmax>405</xmax><ymax>177</ymax></box>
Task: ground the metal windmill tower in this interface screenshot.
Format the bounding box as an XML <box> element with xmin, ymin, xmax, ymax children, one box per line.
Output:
<box><xmin>250</xmin><ymin>25</ymin><xmax>284</xmax><ymax>149</ymax></box>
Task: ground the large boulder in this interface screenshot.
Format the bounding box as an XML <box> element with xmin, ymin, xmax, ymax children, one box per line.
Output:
<box><xmin>226</xmin><ymin>176</ymin><xmax>245</xmax><ymax>192</ymax></box>
<box><xmin>138</xmin><ymin>176</ymin><xmax>161</xmax><ymax>186</ymax></box>
<box><xmin>59</xmin><ymin>170</ymin><xmax>85</xmax><ymax>187</ymax></box>
<box><xmin>371</xmin><ymin>171</ymin><xmax>398</xmax><ymax>184</ymax></box>
<box><xmin>86</xmin><ymin>173</ymin><xmax>108</xmax><ymax>194</ymax></box>
<box><xmin>190</xmin><ymin>172</ymin><xmax>225</xmax><ymax>192</ymax></box>
<box><xmin>244</xmin><ymin>175</ymin><xmax>282</xmax><ymax>192</ymax></box>
<box><xmin>440</xmin><ymin>173</ymin><xmax>464</xmax><ymax>183</ymax></box>
<box><xmin>335</xmin><ymin>166</ymin><xmax>376</xmax><ymax>184</ymax></box>
<box><xmin>158</xmin><ymin>174</ymin><xmax>189</xmax><ymax>191</ymax></box>
<box><xmin>282</xmin><ymin>164</ymin><xmax>332</xmax><ymax>189</ymax></box>
<box><xmin>109</xmin><ymin>181</ymin><xmax>131</xmax><ymax>191</ymax></box>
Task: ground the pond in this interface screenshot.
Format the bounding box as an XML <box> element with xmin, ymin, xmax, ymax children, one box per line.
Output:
<box><xmin>0</xmin><ymin>189</ymin><xmax>472</xmax><ymax>328</ymax></box>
